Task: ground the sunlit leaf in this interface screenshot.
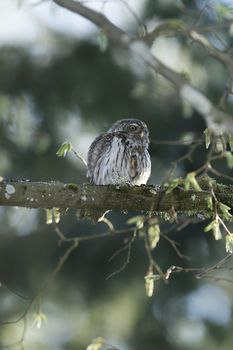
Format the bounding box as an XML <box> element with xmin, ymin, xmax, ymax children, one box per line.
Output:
<box><xmin>204</xmin><ymin>128</ymin><xmax>211</xmax><ymax>149</ymax></box>
<box><xmin>46</xmin><ymin>209</ymin><xmax>53</xmax><ymax>225</ymax></box>
<box><xmin>206</xmin><ymin>195</ymin><xmax>213</xmax><ymax>210</ymax></box>
<box><xmin>127</xmin><ymin>215</ymin><xmax>145</xmax><ymax>229</ymax></box>
<box><xmin>212</xmin><ymin>220</ymin><xmax>222</xmax><ymax>240</ymax></box>
<box><xmin>32</xmin><ymin>311</ymin><xmax>47</xmax><ymax>329</ymax></box>
<box><xmin>144</xmin><ymin>271</ymin><xmax>155</xmax><ymax>297</ymax></box>
<box><xmin>165</xmin><ymin>178</ymin><xmax>180</xmax><ymax>193</ymax></box>
<box><xmin>218</xmin><ymin>202</ymin><xmax>232</xmax><ymax>220</ymax></box>
<box><xmin>225</xmin><ymin>234</ymin><xmax>233</xmax><ymax>253</ymax></box>
<box><xmin>204</xmin><ymin>219</ymin><xmax>222</xmax><ymax>240</ymax></box>
<box><xmin>148</xmin><ymin>224</ymin><xmax>160</xmax><ymax>250</ymax></box>
<box><xmin>53</xmin><ymin>208</ymin><xmax>61</xmax><ymax>223</ymax></box>
<box><xmin>86</xmin><ymin>337</ymin><xmax>105</xmax><ymax>350</ymax></box>
<box><xmin>184</xmin><ymin>172</ymin><xmax>202</xmax><ymax>191</ymax></box>
<box><xmin>204</xmin><ymin>220</ymin><xmax>215</xmax><ymax>233</ymax></box>
<box><xmin>56</xmin><ymin>141</ymin><xmax>73</xmax><ymax>158</ymax></box>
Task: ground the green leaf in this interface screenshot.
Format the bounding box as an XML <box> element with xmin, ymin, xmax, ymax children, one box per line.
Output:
<box><xmin>207</xmin><ymin>195</ymin><xmax>213</xmax><ymax>210</ymax></box>
<box><xmin>226</xmin><ymin>234</ymin><xmax>233</xmax><ymax>253</ymax></box>
<box><xmin>144</xmin><ymin>271</ymin><xmax>155</xmax><ymax>297</ymax></box>
<box><xmin>148</xmin><ymin>224</ymin><xmax>160</xmax><ymax>250</ymax></box>
<box><xmin>53</xmin><ymin>208</ymin><xmax>61</xmax><ymax>224</ymax></box>
<box><xmin>218</xmin><ymin>202</ymin><xmax>232</xmax><ymax>220</ymax></box>
<box><xmin>214</xmin><ymin>4</ymin><xmax>233</xmax><ymax>22</ymax></box>
<box><xmin>204</xmin><ymin>220</ymin><xmax>215</xmax><ymax>232</ymax></box>
<box><xmin>46</xmin><ymin>208</ymin><xmax>61</xmax><ymax>224</ymax></box>
<box><xmin>212</xmin><ymin>220</ymin><xmax>222</xmax><ymax>240</ymax></box>
<box><xmin>32</xmin><ymin>311</ymin><xmax>47</xmax><ymax>329</ymax></box>
<box><xmin>204</xmin><ymin>219</ymin><xmax>222</xmax><ymax>240</ymax></box>
<box><xmin>127</xmin><ymin>215</ymin><xmax>145</xmax><ymax>229</ymax></box>
<box><xmin>46</xmin><ymin>209</ymin><xmax>53</xmax><ymax>225</ymax></box>
<box><xmin>56</xmin><ymin>141</ymin><xmax>72</xmax><ymax>158</ymax></box>
<box><xmin>165</xmin><ymin>178</ymin><xmax>180</xmax><ymax>193</ymax></box>
<box><xmin>204</xmin><ymin>128</ymin><xmax>211</xmax><ymax>149</ymax></box>
<box><xmin>86</xmin><ymin>337</ymin><xmax>105</xmax><ymax>350</ymax></box>
<box><xmin>184</xmin><ymin>172</ymin><xmax>202</xmax><ymax>191</ymax></box>
<box><xmin>224</xmin><ymin>151</ymin><xmax>233</xmax><ymax>169</ymax></box>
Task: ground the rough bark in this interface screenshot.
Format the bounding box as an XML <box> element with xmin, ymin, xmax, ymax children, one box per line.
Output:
<box><xmin>0</xmin><ymin>179</ymin><xmax>232</xmax><ymax>219</ymax></box>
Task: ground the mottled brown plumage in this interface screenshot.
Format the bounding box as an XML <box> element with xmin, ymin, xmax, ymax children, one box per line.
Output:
<box><xmin>87</xmin><ymin>119</ymin><xmax>151</xmax><ymax>185</ymax></box>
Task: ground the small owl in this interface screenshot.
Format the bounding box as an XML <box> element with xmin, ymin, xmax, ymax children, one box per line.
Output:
<box><xmin>87</xmin><ymin>119</ymin><xmax>151</xmax><ymax>185</ymax></box>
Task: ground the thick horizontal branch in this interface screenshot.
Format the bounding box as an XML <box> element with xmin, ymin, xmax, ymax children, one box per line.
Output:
<box><xmin>52</xmin><ymin>0</ymin><xmax>233</xmax><ymax>133</ymax></box>
<box><xmin>0</xmin><ymin>180</ymin><xmax>232</xmax><ymax>218</ymax></box>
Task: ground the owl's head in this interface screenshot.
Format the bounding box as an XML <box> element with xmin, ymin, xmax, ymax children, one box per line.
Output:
<box><xmin>108</xmin><ymin>119</ymin><xmax>149</xmax><ymax>145</ymax></box>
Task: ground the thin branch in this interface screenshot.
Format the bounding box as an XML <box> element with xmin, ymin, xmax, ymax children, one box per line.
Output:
<box><xmin>150</xmin><ymin>137</ymin><xmax>203</xmax><ymax>146</ymax></box>
<box><xmin>196</xmin><ymin>253</ymin><xmax>233</xmax><ymax>278</ymax></box>
<box><xmin>160</xmin><ymin>232</ymin><xmax>191</xmax><ymax>260</ymax></box>
<box><xmin>53</xmin><ymin>0</ymin><xmax>129</xmax><ymax>42</ymax></box>
<box><xmin>51</xmin><ymin>0</ymin><xmax>233</xmax><ymax>133</ymax></box>
<box><xmin>0</xmin><ymin>230</ymin><xmax>79</xmax><ymax>349</ymax></box>
<box><xmin>106</xmin><ymin>230</ymin><xmax>136</xmax><ymax>280</ymax></box>
<box><xmin>71</xmin><ymin>148</ymin><xmax>87</xmax><ymax>167</ymax></box>
<box><xmin>208</xmin><ymin>167</ymin><xmax>233</xmax><ymax>183</ymax></box>
<box><xmin>164</xmin><ymin>253</ymin><xmax>233</xmax><ymax>281</ymax></box>
<box><xmin>144</xmin><ymin>231</ymin><xmax>165</xmax><ymax>281</ymax></box>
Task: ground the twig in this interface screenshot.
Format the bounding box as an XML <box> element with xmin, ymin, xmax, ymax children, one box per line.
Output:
<box><xmin>196</xmin><ymin>253</ymin><xmax>233</xmax><ymax>278</ymax></box>
<box><xmin>106</xmin><ymin>230</ymin><xmax>136</xmax><ymax>280</ymax></box>
<box><xmin>150</xmin><ymin>137</ymin><xmax>203</xmax><ymax>146</ymax></box>
<box><xmin>144</xmin><ymin>231</ymin><xmax>166</xmax><ymax>282</ymax></box>
<box><xmin>208</xmin><ymin>167</ymin><xmax>233</xmax><ymax>183</ymax></box>
<box><xmin>52</xmin><ymin>0</ymin><xmax>233</xmax><ymax>132</ymax></box>
<box><xmin>71</xmin><ymin>148</ymin><xmax>87</xmax><ymax>167</ymax></box>
<box><xmin>160</xmin><ymin>232</ymin><xmax>191</xmax><ymax>260</ymax></box>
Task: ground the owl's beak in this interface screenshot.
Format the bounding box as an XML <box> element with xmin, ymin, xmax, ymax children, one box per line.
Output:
<box><xmin>140</xmin><ymin>131</ymin><xmax>144</xmax><ymax>138</ymax></box>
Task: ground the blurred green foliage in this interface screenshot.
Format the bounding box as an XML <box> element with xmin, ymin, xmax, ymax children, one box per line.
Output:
<box><xmin>0</xmin><ymin>0</ymin><xmax>233</xmax><ymax>349</ymax></box>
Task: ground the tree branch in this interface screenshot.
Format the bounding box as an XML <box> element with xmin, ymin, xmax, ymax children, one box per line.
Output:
<box><xmin>53</xmin><ymin>0</ymin><xmax>129</xmax><ymax>43</ymax></box>
<box><xmin>0</xmin><ymin>180</ymin><xmax>232</xmax><ymax>218</ymax></box>
<box><xmin>52</xmin><ymin>0</ymin><xmax>233</xmax><ymax>133</ymax></box>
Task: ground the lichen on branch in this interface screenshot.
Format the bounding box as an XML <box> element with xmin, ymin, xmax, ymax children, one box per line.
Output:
<box><xmin>0</xmin><ymin>178</ymin><xmax>232</xmax><ymax>220</ymax></box>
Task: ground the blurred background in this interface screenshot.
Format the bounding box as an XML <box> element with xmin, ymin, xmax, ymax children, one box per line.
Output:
<box><xmin>0</xmin><ymin>0</ymin><xmax>233</xmax><ymax>349</ymax></box>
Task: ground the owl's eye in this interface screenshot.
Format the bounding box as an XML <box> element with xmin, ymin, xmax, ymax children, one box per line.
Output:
<box><xmin>128</xmin><ymin>124</ymin><xmax>139</xmax><ymax>132</ymax></box>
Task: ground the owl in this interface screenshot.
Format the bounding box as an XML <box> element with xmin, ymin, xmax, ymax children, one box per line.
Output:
<box><xmin>87</xmin><ymin>119</ymin><xmax>151</xmax><ymax>185</ymax></box>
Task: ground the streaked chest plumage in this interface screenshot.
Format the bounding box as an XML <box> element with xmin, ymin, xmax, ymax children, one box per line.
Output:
<box><xmin>87</xmin><ymin>119</ymin><xmax>151</xmax><ymax>185</ymax></box>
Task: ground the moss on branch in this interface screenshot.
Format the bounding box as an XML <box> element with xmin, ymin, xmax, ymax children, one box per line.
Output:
<box><xmin>0</xmin><ymin>178</ymin><xmax>232</xmax><ymax>219</ymax></box>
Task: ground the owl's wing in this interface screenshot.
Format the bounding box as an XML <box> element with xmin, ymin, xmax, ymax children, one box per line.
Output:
<box><xmin>91</xmin><ymin>133</ymin><xmax>131</xmax><ymax>185</ymax></box>
<box><xmin>87</xmin><ymin>133</ymin><xmax>112</xmax><ymax>182</ymax></box>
